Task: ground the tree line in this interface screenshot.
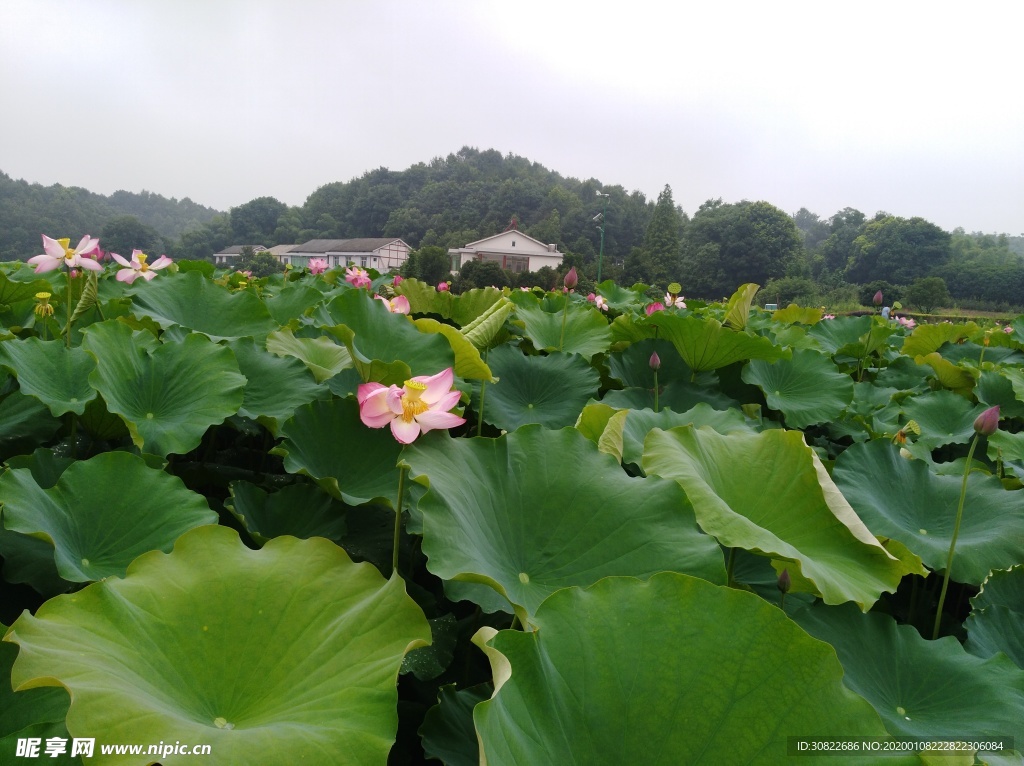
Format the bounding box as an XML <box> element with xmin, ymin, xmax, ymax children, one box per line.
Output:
<box><xmin>3</xmin><ymin>148</ymin><xmax>1022</xmax><ymax>309</ymax></box>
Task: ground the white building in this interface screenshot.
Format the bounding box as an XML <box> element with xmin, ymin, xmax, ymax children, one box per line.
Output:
<box><xmin>212</xmin><ymin>245</ymin><xmax>272</xmax><ymax>266</ymax></box>
<box><xmin>448</xmin><ymin>231</ymin><xmax>563</xmax><ymax>274</ymax></box>
<box><xmin>284</xmin><ymin>238</ymin><xmax>412</xmax><ymax>271</ymax></box>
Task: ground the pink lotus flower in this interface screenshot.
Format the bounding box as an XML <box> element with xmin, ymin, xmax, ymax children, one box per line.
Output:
<box><xmin>375</xmin><ymin>294</ymin><xmax>411</xmax><ymax>315</ymax></box>
<box><xmin>28</xmin><ymin>235</ymin><xmax>103</xmax><ymax>273</ymax></box>
<box><xmin>897</xmin><ymin>316</ymin><xmax>916</xmax><ymax>329</ymax></box>
<box><xmin>111</xmin><ymin>250</ymin><xmax>173</xmax><ymax>283</ymax></box>
<box><xmin>392</xmin><ymin>275</ymin><xmax>404</xmax><ymax>286</ymax></box>
<box><xmin>645</xmin><ymin>302</ymin><xmax>665</xmax><ymax>316</ymax></box>
<box><xmin>236</xmin><ymin>270</ymin><xmax>253</xmax><ymax>278</ymax></box>
<box><xmin>563</xmin><ymin>267</ymin><xmax>578</xmax><ymax>289</ymax></box>
<box><xmin>308</xmin><ymin>258</ymin><xmax>328</xmax><ymax>275</ymax></box>
<box><xmin>437</xmin><ymin>281</ymin><xmax>450</xmax><ymax>292</ymax></box>
<box><xmin>649</xmin><ymin>351</ymin><xmax>661</xmax><ymax>371</ymax></box>
<box><xmin>357</xmin><ymin>367</ymin><xmax>465</xmax><ymax>444</ymax></box>
<box><xmin>873</xmin><ymin>290</ymin><xmax>884</xmax><ymax>306</ymax></box>
<box><xmin>345</xmin><ymin>266</ymin><xmax>372</xmax><ymax>288</ymax></box>
<box><xmin>664</xmin><ymin>292</ymin><xmax>686</xmax><ymax>309</ymax></box>
<box><xmin>1004</xmin><ymin>326</ymin><xmax>1014</xmax><ymax>334</ymax></box>
<box><xmin>594</xmin><ymin>295</ymin><xmax>608</xmax><ymax>311</ymax></box>
<box><xmin>823</xmin><ymin>313</ymin><xmax>836</xmax><ymax>320</ymax></box>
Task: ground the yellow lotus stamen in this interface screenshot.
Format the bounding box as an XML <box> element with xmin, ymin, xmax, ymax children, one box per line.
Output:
<box><xmin>137</xmin><ymin>253</ymin><xmax>149</xmax><ymax>271</ymax></box>
<box><xmin>400</xmin><ymin>380</ymin><xmax>429</xmax><ymax>422</ymax></box>
<box><xmin>35</xmin><ymin>292</ymin><xmax>51</xmax><ymax>300</ymax></box>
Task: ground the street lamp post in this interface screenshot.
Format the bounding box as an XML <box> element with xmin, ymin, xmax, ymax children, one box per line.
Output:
<box><xmin>595</xmin><ymin>191</ymin><xmax>609</xmax><ymax>282</ymax></box>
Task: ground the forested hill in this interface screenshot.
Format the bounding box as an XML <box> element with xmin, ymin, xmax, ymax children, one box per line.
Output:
<box><xmin>0</xmin><ymin>171</ymin><xmax>221</xmax><ymax>261</ymax></box>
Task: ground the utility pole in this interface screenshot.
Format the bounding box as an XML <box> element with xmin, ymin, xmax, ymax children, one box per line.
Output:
<box><xmin>595</xmin><ymin>191</ymin><xmax>609</xmax><ymax>282</ymax></box>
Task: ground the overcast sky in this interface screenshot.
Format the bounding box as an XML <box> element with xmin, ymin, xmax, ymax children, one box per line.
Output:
<box><xmin>3</xmin><ymin>1</ymin><xmax>1022</xmax><ymax>235</ymax></box>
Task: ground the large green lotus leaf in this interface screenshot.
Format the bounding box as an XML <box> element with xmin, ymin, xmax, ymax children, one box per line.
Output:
<box><xmin>225</xmin><ymin>480</ymin><xmax>347</xmax><ymax>546</ymax></box>
<box><xmin>617</xmin><ymin>404</ymin><xmax>756</xmax><ymax>469</ymax></box>
<box><xmin>127</xmin><ymin>270</ymin><xmax>278</xmax><ymax>340</ymax></box>
<box><xmin>806</xmin><ymin>315</ymin><xmax>872</xmax><ymax>354</ymax></box>
<box><xmin>472</xmin><ymin>347</ymin><xmax>599</xmax><ymax>431</ymax></box>
<box><xmin>0</xmin><ymin>622</ymin><xmax>72</xmax><ymax>741</ymax></box>
<box><xmin>0</xmin><ymin>338</ymin><xmax>97</xmax><ymax>416</ymax></box>
<box><xmin>1004</xmin><ymin>367</ymin><xmax>1024</xmax><ymax>405</ymax></box>
<box><xmin>514</xmin><ymin>300</ymin><xmax>613</xmax><ymax>360</ymax></box>
<box><xmin>0</xmin><ymin>452</ymin><xmax>216</xmax><ymax>581</ymax></box>
<box><xmin>722</xmin><ymin>282</ymin><xmax>759</xmax><ymax>330</ymax></box>
<box><xmin>263</xmin><ymin>283</ymin><xmax>328</xmax><ymax>324</ymax></box>
<box><xmin>977</xmin><ymin>370</ymin><xmax>1024</xmax><ymax>419</ymax></box>
<box><xmin>772</xmin><ymin>304</ymin><xmax>824</xmax><ymax>325</ymax></box>
<box><xmin>276</xmin><ymin>398</ymin><xmax>403</xmax><ymax>506</ymax></box>
<box><xmin>3</xmin><ymin>525</ymin><xmax>430</xmax><ymax>766</ymax></box>
<box><xmin>607</xmin><ymin>337</ymin><xmax>691</xmax><ymax>389</ymax></box>
<box><xmin>593</xmin><ymin>279</ymin><xmax>644</xmax><ymax>311</ymax></box>
<box><xmin>833</xmin><ymin>440</ymin><xmax>1024</xmax><ymax>584</ymax></box>
<box><xmin>643</xmin><ymin>426</ymin><xmax>909</xmax><ymax>609</ymax></box>
<box><xmin>915</xmin><ymin>351</ymin><xmax>976</xmax><ymax>396</ymax></box>
<box><xmin>643</xmin><ymin>313</ymin><xmax>786</xmax><ymax>372</ymax></box>
<box><xmin>226</xmin><ymin>337</ymin><xmax>325</xmax><ymax>427</ymax></box>
<box><xmin>939</xmin><ymin>340</ymin><xmax>1023</xmax><ymax>366</ymax></box>
<box><xmin>900</xmin><ymin>390</ymin><xmax>988</xmax><ymax>450</ymax></box>
<box><xmin>451</xmin><ymin>287</ymin><xmax>506</xmax><ymax>327</ymax></box>
<box><xmin>413</xmin><ymin>317</ymin><xmax>494</xmax><ymax>382</ymax></box>
<box><xmin>419</xmin><ymin>683</ymin><xmax>492</xmax><ymax>766</ymax></box>
<box><xmin>323</xmin><ymin>289</ymin><xmax>454</xmax><ymax>384</ymax></box>
<box><xmin>473</xmin><ymin>573</ymin><xmax>903</xmax><ymax>766</ymax></box>
<box><xmin>790</xmin><ymin>602</ymin><xmax>1024</xmax><ymax>748</ymax></box>
<box><xmin>0</xmin><ymin>389</ymin><xmax>62</xmax><ymax>449</ymax></box>
<box><xmin>742</xmin><ymin>348</ymin><xmax>854</xmax><ymax>429</ymax></box>
<box><xmin>600</xmin><ymin>380</ymin><xmax>739</xmax><ymax>413</ymax></box>
<box><xmin>404</xmin><ymin>426</ymin><xmax>725</xmax><ymax>621</ymax></box>
<box><xmin>265</xmin><ymin>327</ymin><xmax>353</xmax><ymax>383</ymax></box>
<box><xmin>875</xmin><ymin>355</ymin><xmax>932</xmax><ymax>392</ymax></box>
<box><xmin>901</xmin><ymin>321</ymin><xmax>979</xmax><ymax>358</ymax></box>
<box><xmin>460</xmin><ymin>297</ymin><xmax>515</xmax><ymax>350</ymax></box>
<box><xmin>966</xmin><ymin>567</ymin><xmax>1024</xmax><ymax>667</ymax></box>
<box><xmin>82</xmin><ymin>320</ymin><xmax>247</xmax><ymax>456</ymax></box>
<box><xmin>393</xmin><ymin>277</ymin><xmax>456</xmax><ymax>317</ymax></box>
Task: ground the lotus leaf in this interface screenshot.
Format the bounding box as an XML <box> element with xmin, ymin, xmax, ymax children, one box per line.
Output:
<box><xmin>3</xmin><ymin>525</ymin><xmax>430</xmax><ymax>766</ymax></box>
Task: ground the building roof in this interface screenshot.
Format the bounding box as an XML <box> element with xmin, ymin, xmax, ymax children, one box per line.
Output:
<box><xmin>292</xmin><ymin>238</ymin><xmax>406</xmax><ymax>253</ymax></box>
<box><xmin>267</xmin><ymin>244</ymin><xmax>297</xmax><ymax>255</ymax></box>
<box><xmin>214</xmin><ymin>245</ymin><xmax>269</xmax><ymax>255</ymax></box>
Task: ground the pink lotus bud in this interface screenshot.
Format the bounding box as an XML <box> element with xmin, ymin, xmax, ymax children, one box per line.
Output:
<box><xmin>437</xmin><ymin>281</ymin><xmax>450</xmax><ymax>292</ymax></box>
<box><xmin>649</xmin><ymin>351</ymin><xmax>661</xmax><ymax>371</ymax></box>
<box><xmin>645</xmin><ymin>302</ymin><xmax>665</xmax><ymax>316</ymax></box>
<box><xmin>873</xmin><ymin>290</ymin><xmax>883</xmax><ymax>306</ymax></box>
<box><xmin>973</xmin><ymin>405</ymin><xmax>1000</xmax><ymax>436</ymax></box>
<box><xmin>393</xmin><ymin>275</ymin><xmax>404</xmax><ymax>286</ymax></box>
<box><xmin>586</xmin><ymin>292</ymin><xmax>596</xmax><ymax>302</ymax></box>
<box><xmin>563</xmin><ymin>267</ymin><xmax>578</xmax><ymax>289</ymax></box>
<box><xmin>777</xmin><ymin>569</ymin><xmax>791</xmax><ymax>594</ymax></box>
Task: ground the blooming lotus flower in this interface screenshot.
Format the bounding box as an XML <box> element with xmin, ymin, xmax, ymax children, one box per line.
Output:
<box><xmin>897</xmin><ymin>316</ymin><xmax>916</xmax><ymax>329</ymax></box>
<box><xmin>375</xmin><ymin>294</ymin><xmax>411</xmax><ymax>314</ymax></box>
<box><xmin>357</xmin><ymin>367</ymin><xmax>465</xmax><ymax>444</ymax></box>
<box><xmin>822</xmin><ymin>313</ymin><xmax>836</xmax><ymax>320</ymax></box>
<box><xmin>111</xmin><ymin>250</ymin><xmax>173</xmax><ymax>283</ymax></box>
<box><xmin>645</xmin><ymin>302</ymin><xmax>665</xmax><ymax>316</ymax></box>
<box><xmin>593</xmin><ymin>295</ymin><xmax>608</xmax><ymax>311</ymax></box>
<box><xmin>1004</xmin><ymin>326</ymin><xmax>1014</xmax><ymax>334</ymax></box>
<box><xmin>345</xmin><ymin>266</ymin><xmax>372</xmax><ymax>288</ymax></box>
<box><xmin>973</xmin><ymin>405</ymin><xmax>1000</xmax><ymax>436</ymax></box>
<box><xmin>664</xmin><ymin>292</ymin><xmax>686</xmax><ymax>309</ymax></box>
<box><xmin>308</xmin><ymin>258</ymin><xmax>328</xmax><ymax>275</ymax></box>
<box><xmin>437</xmin><ymin>281</ymin><xmax>450</xmax><ymax>292</ymax></box>
<box><xmin>28</xmin><ymin>235</ymin><xmax>102</xmax><ymax>274</ymax></box>
<box><xmin>563</xmin><ymin>267</ymin><xmax>578</xmax><ymax>289</ymax></box>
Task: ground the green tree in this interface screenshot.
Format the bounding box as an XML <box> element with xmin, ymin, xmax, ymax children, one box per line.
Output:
<box><xmin>905</xmin><ymin>276</ymin><xmax>951</xmax><ymax>313</ymax></box>
<box><xmin>411</xmin><ymin>246</ymin><xmax>453</xmax><ymax>285</ymax></box>
<box><xmin>846</xmin><ymin>216</ymin><xmax>950</xmax><ymax>285</ymax></box>
<box><xmin>819</xmin><ymin>208</ymin><xmax>867</xmax><ymax>275</ymax></box>
<box><xmin>230</xmin><ymin>197</ymin><xmax>288</xmax><ymax>244</ymax></box>
<box><xmin>235</xmin><ymin>248</ymin><xmax>285</xmax><ymax>277</ymax></box>
<box><xmin>641</xmin><ymin>185</ymin><xmax>683</xmax><ymax>287</ymax></box>
<box><xmin>454</xmin><ymin>260</ymin><xmax>509</xmax><ymax>292</ymax></box>
<box><xmin>681</xmin><ymin>200</ymin><xmax>802</xmax><ymax>298</ymax></box>
<box><xmin>100</xmin><ymin>216</ymin><xmax>164</xmax><ymax>258</ymax></box>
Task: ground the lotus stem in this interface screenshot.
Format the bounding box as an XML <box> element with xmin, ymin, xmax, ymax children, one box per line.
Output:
<box><xmin>932</xmin><ymin>434</ymin><xmax>979</xmax><ymax>639</ymax></box>
<box><xmin>653</xmin><ymin>369</ymin><xmax>659</xmax><ymax>413</ymax></box>
<box><xmin>65</xmin><ymin>265</ymin><xmax>73</xmax><ymax>349</ymax></box>
<box><xmin>558</xmin><ymin>293</ymin><xmax>569</xmax><ymax>351</ymax></box>
<box><xmin>392</xmin><ymin>465</ymin><xmax>408</xmax><ymax>577</ymax></box>
<box><xmin>477</xmin><ymin>348</ymin><xmax>488</xmax><ymax>437</ymax></box>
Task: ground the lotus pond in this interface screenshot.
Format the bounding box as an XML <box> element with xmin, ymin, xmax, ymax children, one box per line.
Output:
<box><xmin>0</xmin><ymin>255</ymin><xmax>1022</xmax><ymax>765</ymax></box>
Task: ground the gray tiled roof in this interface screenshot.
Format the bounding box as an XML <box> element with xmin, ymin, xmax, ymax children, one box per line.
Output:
<box><xmin>214</xmin><ymin>245</ymin><xmax>268</xmax><ymax>255</ymax></box>
<box><xmin>292</xmin><ymin>238</ymin><xmax>404</xmax><ymax>253</ymax></box>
